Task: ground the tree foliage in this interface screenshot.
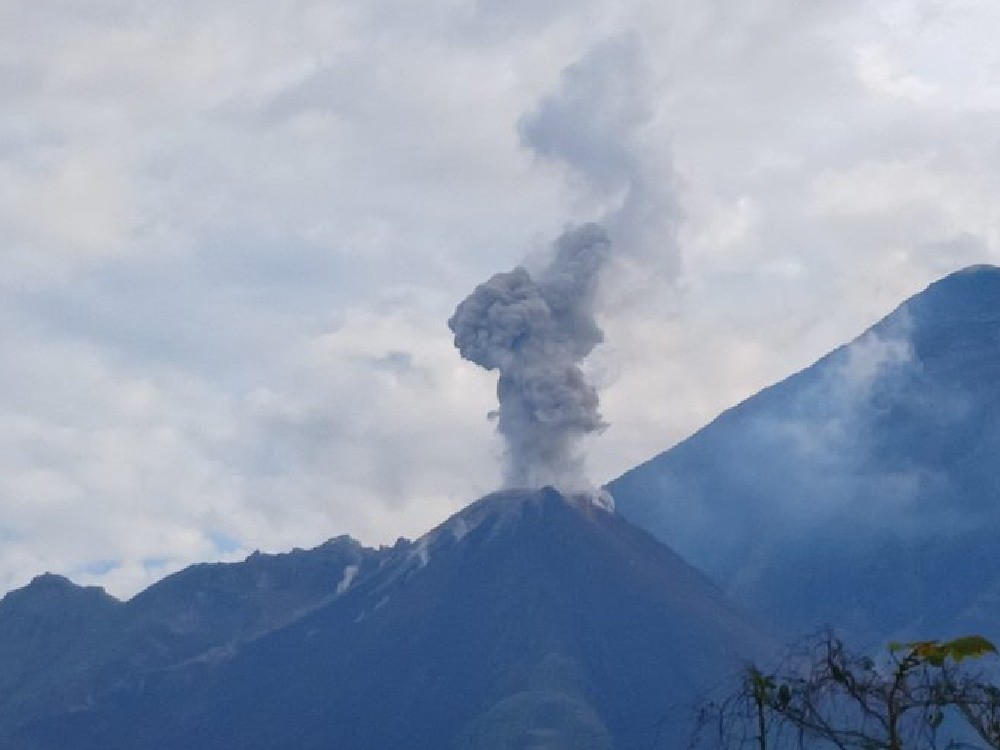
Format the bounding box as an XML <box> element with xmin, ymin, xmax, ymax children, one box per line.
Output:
<box><xmin>690</xmin><ymin>633</ymin><xmax>1000</xmax><ymax>750</ymax></box>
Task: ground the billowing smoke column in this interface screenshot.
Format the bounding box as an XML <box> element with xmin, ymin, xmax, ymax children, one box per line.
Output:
<box><xmin>450</xmin><ymin>36</ymin><xmax>675</xmax><ymax>505</ymax></box>
<box><xmin>448</xmin><ymin>224</ymin><xmax>611</xmax><ymax>495</ymax></box>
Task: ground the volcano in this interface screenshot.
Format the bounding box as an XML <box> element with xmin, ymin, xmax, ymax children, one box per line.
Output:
<box><xmin>1</xmin><ymin>488</ymin><xmax>768</xmax><ymax>750</ymax></box>
<box><xmin>610</xmin><ymin>265</ymin><xmax>1000</xmax><ymax>644</ymax></box>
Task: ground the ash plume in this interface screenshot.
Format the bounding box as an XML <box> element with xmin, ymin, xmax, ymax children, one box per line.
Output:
<box><xmin>519</xmin><ymin>36</ymin><xmax>679</xmax><ymax>279</ymax></box>
<box><xmin>449</xmin><ymin>37</ymin><xmax>676</xmax><ymax>503</ymax></box>
<box><xmin>448</xmin><ymin>224</ymin><xmax>611</xmax><ymax>493</ymax></box>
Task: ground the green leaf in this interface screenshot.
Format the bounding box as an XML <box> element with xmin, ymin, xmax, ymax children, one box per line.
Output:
<box><xmin>943</xmin><ymin>635</ymin><xmax>998</xmax><ymax>663</ymax></box>
<box><xmin>895</xmin><ymin>635</ymin><xmax>997</xmax><ymax>667</ymax></box>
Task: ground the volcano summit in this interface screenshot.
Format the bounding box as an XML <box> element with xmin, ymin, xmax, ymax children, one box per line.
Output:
<box><xmin>0</xmin><ymin>488</ymin><xmax>768</xmax><ymax>750</ymax></box>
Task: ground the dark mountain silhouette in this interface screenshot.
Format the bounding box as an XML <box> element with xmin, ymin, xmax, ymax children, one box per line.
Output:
<box><xmin>610</xmin><ymin>264</ymin><xmax>1000</xmax><ymax>644</ymax></box>
<box><xmin>0</xmin><ymin>536</ymin><xmax>375</xmax><ymax>742</ymax></box>
<box><xmin>0</xmin><ymin>573</ymin><xmax>121</xmax><ymax>727</ymax></box>
<box><xmin>0</xmin><ymin>489</ymin><xmax>769</xmax><ymax>749</ymax></box>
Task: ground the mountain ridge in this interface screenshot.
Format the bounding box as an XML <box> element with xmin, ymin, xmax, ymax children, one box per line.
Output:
<box><xmin>1</xmin><ymin>488</ymin><xmax>770</xmax><ymax>750</ymax></box>
<box><xmin>609</xmin><ymin>263</ymin><xmax>1000</xmax><ymax>643</ymax></box>
<box><xmin>0</xmin><ymin>533</ymin><xmax>379</xmax><ymax>737</ymax></box>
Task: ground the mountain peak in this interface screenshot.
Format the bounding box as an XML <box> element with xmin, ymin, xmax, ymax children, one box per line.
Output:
<box><xmin>945</xmin><ymin>263</ymin><xmax>1000</xmax><ymax>278</ymax></box>
<box><xmin>26</xmin><ymin>572</ymin><xmax>75</xmax><ymax>590</ymax></box>
<box><xmin>0</xmin><ymin>573</ymin><xmax>119</xmax><ymax>614</ymax></box>
<box><xmin>903</xmin><ymin>263</ymin><xmax>1000</xmax><ymax>324</ymax></box>
<box><xmin>943</xmin><ymin>263</ymin><xmax>1000</xmax><ymax>277</ymax></box>
<box><xmin>406</xmin><ymin>486</ymin><xmax>615</xmax><ymax>568</ymax></box>
<box><xmin>456</xmin><ymin>485</ymin><xmax>614</xmax><ymax>523</ymax></box>
<box><xmin>317</xmin><ymin>534</ymin><xmax>364</xmax><ymax>551</ymax></box>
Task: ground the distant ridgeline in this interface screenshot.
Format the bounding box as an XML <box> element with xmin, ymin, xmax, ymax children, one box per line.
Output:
<box><xmin>0</xmin><ymin>489</ymin><xmax>769</xmax><ymax>750</ymax></box>
<box><xmin>611</xmin><ymin>265</ymin><xmax>1000</xmax><ymax>645</ymax></box>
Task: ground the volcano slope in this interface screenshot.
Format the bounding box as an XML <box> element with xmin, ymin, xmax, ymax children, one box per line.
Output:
<box><xmin>610</xmin><ymin>265</ymin><xmax>1000</xmax><ymax>644</ymax></box>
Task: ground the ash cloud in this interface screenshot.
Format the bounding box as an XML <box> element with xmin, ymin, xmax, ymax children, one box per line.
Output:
<box><xmin>519</xmin><ymin>36</ymin><xmax>679</xmax><ymax>278</ymax></box>
<box><xmin>448</xmin><ymin>224</ymin><xmax>611</xmax><ymax>493</ymax></box>
<box><xmin>449</xmin><ymin>37</ymin><xmax>676</xmax><ymax>501</ymax></box>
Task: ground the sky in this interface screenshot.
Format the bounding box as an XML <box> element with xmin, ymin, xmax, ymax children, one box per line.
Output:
<box><xmin>0</xmin><ymin>0</ymin><xmax>998</xmax><ymax>598</ymax></box>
